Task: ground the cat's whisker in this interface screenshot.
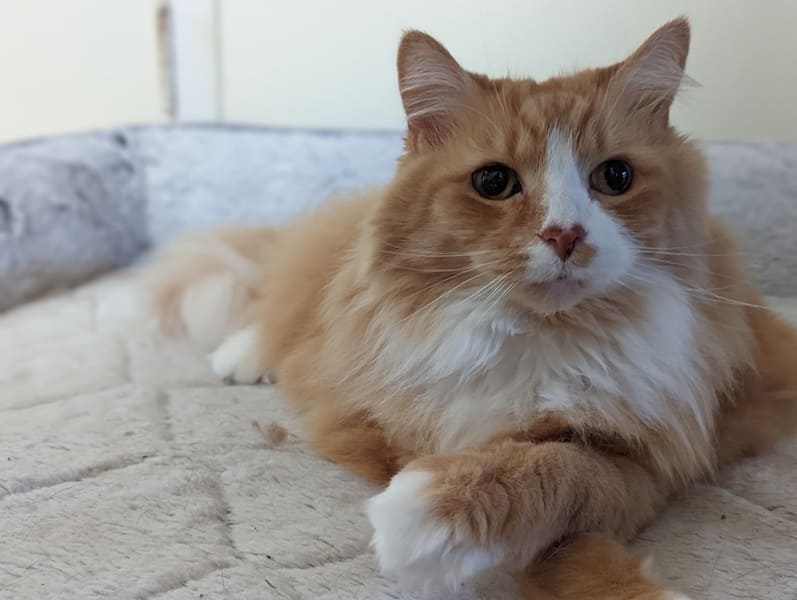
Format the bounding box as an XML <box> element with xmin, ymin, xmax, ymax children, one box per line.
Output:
<box><xmin>686</xmin><ymin>291</ymin><xmax>771</xmax><ymax>311</ymax></box>
<box><xmin>635</xmin><ymin>257</ymin><xmax>744</xmax><ymax>285</ymax></box>
<box><xmin>626</xmin><ymin>263</ymin><xmax>738</xmax><ymax>292</ymax></box>
<box><xmin>459</xmin><ymin>273</ymin><xmax>511</xmax><ymax>308</ymax></box>
<box><xmin>409</xmin><ymin>269</ymin><xmax>484</xmax><ymax>301</ymax></box>
<box><xmin>636</xmin><ymin>250</ymin><xmax>749</xmax><ymax>258</ymax></box>
<box><xmin>394</xmin><ymin>256</ymin><xmax>514</xmax><ymax>278</ymax></box>
<box><xmin>400</xmin><ymin>271</ymin><xmax>491</xmax><ymax>323</ymax></box>
<box><xmin>490</xmin><ymin>79</ymin><xmax>511</xmax><ymax>123</ymax></box>
<box><xmin>486</xmin><ymin>280</ymin><xmax>518</xmax><ymax>315</ymax></box>
<box><xmin>620</xmin><ymin>271</ymin><xmax>770</xmax><ymax>311</ymax></box>
<box><xmin>380</xmin><ymin>245</ymin><xmax>498</xmax><ymax>258</ymax></box>
<box><xmin>636</xmin><ymin>241</ymin><xmax>719</xmax><ymax>251</ymax></box>
<box><xmin>406</xmin><ymin>270</ymin><xmax>518</xmax><ymax>324</ymax></box>
<box><xmin>474</xmin><ymin>273</ymin><xmax>512</xmax><ymax>308</ymax></box>
<box><xmin>634</xmin><ymin>256</ymin><xmax>693</xmax><ymax>269</ymax></box>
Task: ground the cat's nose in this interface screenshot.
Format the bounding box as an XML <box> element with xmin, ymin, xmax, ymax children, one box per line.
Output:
<box><xmin>539</xmin><ymin>224</ymin><xmax>586</xmax><ymax>262</ymax></box>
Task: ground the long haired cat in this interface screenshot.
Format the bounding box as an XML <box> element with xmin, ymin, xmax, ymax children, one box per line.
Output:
<box><xmin>146</xmin><ymin>18</ymin><xmax>797</xmax><ymax>599</ymax></box>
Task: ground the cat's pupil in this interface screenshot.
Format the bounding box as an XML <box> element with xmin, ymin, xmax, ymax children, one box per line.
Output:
<box><xmin>481</xmin><ymin>167</ymin><xmax>508</xmax><ymax>195</ymax></box>
<box><xmin>604</xmin><ymin>161</ymin><xmax>630</xmax><ymax>191</ymax></box>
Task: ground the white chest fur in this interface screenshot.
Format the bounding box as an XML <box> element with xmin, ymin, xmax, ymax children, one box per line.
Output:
<box><xmin>377</xmin><ymin>271</ymin><xmax>710</xmax><ymax>453</ymax></box>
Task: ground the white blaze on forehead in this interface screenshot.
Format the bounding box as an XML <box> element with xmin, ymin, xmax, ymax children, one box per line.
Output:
<box><xmin>527</xmin><ymin>128</ymin><xmax>636</xmax><ymax>295</ymax></box>
<box><xmin>541</xmin><ymin>129</ymin><xmax>591</xmax><ymax>229</ymax></box>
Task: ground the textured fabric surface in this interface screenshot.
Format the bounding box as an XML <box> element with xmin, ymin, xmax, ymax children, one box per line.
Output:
<box><xmin>0</xmin><ymin>131</ymin><xmax>147</xmax><ymax>311</ymax></box>
<box><xmin>135</xmin><ymin>126</ymin><xmax>404</xmax><ymax>243</ymax></box>
<box><xmin>1</xmin><ymin>125</ymin><xmax>795</xmax><ymax>314</ymax></box>
<box><xmin>1</xmin><ymin>273</ymin><xmax>796</xmax><ymax>599</ymax></box>
<box><xmin>707</xmin><ymin>142</ymin><xmax>797</xmax><ymax>297</ymax></box>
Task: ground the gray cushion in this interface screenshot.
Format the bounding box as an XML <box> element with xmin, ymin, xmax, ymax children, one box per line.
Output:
<box><xmin>0</xmin><ymin>132</ymin><xmax>146</xmax><ymax>311</ymax></box>
<box><xmin>706</xmin><ymin>142</ymin><xmax>797</xmax><ymax>297</ymax></box>
<box><xmin>136</xmin><ymin>125</ymin><xmax>404</xmax><ymax>242</ymax></box>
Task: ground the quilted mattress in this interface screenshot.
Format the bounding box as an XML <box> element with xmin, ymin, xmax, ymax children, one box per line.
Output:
<box><xmin>1</xmin><ymin>273</ymin><xmax>797</xmax><ymax>599</ymax></box>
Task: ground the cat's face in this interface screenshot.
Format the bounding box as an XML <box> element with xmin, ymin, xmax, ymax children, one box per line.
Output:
<box><xmin>373</xmin><ymin>19</ymin><xmax>708</xmax><ymax>318</ymax></box>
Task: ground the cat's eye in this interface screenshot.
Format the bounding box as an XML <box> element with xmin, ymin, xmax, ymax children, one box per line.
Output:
<box><xmin>589</xmin><ymin>159</ymin><xmax>633</xmax><ymax>196</ymax></box>
<box><xmin>471</xmin><ymin>164</ymin><xmax>522</xmax><ymax>200</ymax></box>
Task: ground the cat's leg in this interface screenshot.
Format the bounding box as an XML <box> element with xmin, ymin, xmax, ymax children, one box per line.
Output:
<box><xmin>209</xmin><ymin>323</ymin><xmax>273</xmax><ymax>385</ymax></box>
<box><xmin>144</xmin><ymin>225</ymin><xmax>278</xmax><ymax>384</ymax></box>
<box><xmin>366</xmin><ymin>439</ymin><xmax>667</xmax><ymax>590</ymax></box>
<box><xmin>305</xmin><ymin>406</ymin><xmax>414</xmax><ymax>485</ymax></box>
<box><xmin>717</xmin><ymin>308</ymin><xmax>797</xmax><ymax>465</ymax></box>
<box><xmin>518</xmin><ymin>534</ymin><xmax>690</xmax><ymax>600</ymax></box>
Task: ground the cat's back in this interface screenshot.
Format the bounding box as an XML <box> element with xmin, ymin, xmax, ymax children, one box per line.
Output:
<box><xmin>257</xmin><ymin>189</ymin><xmax>382</xmax><ymax>357</ymax></box>
<box><xmin>263</xmin><ymin>189</ymin><xmax>380</xmax><ymax>288</ymax></box>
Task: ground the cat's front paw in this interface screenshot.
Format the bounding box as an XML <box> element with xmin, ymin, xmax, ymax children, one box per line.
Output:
<box><xmin>366</xmin><ymin>469</ymin><xmax>504</xmax><ymax>590</ymax></box>
<box><xmin>209</xmin><ymin>325</ymin><xmax>271</xmax><ymax>384</ymax></box>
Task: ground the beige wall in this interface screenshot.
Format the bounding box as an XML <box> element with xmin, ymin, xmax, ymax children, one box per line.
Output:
<box><xmin>0</xmin><ymin>1</ymin><xmax>794</xmax><ymax>144</ymax></box>
<box><xmin>0</xmin><ymin>0</ymin><xmax>166</xmax><ymax>144</ymax></box>
<box><xmin>219</xmin><ymin>0</ymin><xmax>797</xmax><ymax>141</ymax></box>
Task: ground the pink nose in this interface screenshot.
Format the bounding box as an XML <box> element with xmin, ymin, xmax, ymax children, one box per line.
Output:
<box><xmin>539</xmin><ymin>225</ymin><xmax>586</xmax><ymax>262</ymax></box>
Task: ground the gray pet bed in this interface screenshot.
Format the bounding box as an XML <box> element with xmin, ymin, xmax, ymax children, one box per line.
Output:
<box><xmin>1</xmin><ymin>124</ymin><xmax>796</xmax><ymax>312</ymax></box>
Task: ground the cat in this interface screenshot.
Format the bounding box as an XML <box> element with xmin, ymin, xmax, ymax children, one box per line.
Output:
<box><xmin>145</xmin><ymin>17</ymin><xmax>797</xmax><ymax>599</ymax></box>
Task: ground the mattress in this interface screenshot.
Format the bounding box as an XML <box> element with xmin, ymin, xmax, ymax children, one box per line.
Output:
<box><xmin>1</xmin><ymin>273</ymin><xmax>796</xmax><ymax>599</ymax></box>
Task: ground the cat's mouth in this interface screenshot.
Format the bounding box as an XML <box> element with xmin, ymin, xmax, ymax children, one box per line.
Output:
<box><xmin>526</xmin><ymin>276</ymin><xmax>588</xmax><ymax>296</ymax></box>
<box><xmin>518</xmin><ymin>275</ymin><xmax>592</xmax><ymax>315</ymax></box>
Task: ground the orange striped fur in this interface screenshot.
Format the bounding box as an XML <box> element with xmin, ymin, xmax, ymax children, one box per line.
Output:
<box><xmin>145</xmin><ymin>18</ymin><xmax>797</xmax><ymax>599</ymax></box>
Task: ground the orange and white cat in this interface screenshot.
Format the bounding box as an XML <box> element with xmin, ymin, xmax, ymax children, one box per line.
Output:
<box><xmin>146</xmin><ymin>18</ymin><xmax>797</xmax><ymax>599</ymax></box>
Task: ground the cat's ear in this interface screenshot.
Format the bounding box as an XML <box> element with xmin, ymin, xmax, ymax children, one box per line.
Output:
<box><xmin>609</xmin><ymin>18</ymin><xmax>692</xmax><ymax>129</ymax></box>
<box><xmin>397</xmin><ymin>31</ymin><xmax>473</xmax><ymax>148</ymax></box>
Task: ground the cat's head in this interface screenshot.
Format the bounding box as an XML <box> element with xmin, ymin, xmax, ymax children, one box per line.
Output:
<box><xmin>372</xmin><ymin>18</ymin><xmax>708</xmax><ymax>319</ymax></box>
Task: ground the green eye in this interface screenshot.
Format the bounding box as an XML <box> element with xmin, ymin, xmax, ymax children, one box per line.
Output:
<box><xmin>471</xmin><ymin>164</ymin><xmax>522</xmax><ymax>200</ymax></box>
<box><xmin>589</xmin><ymin>159</ymin><xmax>633</xmax><ymax>195</ymax></box>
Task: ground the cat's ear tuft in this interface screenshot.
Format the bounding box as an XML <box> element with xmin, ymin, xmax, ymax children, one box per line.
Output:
<box><xmin>611</xmin><ymin>17</ymin><xmax>693</xmax><ymax>128</ymax></box>
<box><xmin>397</xmin><ymin>31</ymin><xmax>472</xmax><ymax>147</ymax></box>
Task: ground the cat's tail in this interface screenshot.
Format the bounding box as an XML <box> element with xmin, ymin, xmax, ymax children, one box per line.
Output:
<box><xmin>143</xmin><ymin>225</ymin><xmax>276</xmax><ymax>352</ymax></box>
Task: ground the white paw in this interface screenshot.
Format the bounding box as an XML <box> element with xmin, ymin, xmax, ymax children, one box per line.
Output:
<box><xmin>663</xmin><ymin>594</ymin><xmax>693</xmax><ymax>600</ymax></box>
<box><xmin>209</xmin><ymin>326</ymin><xmax>270</xmax><ymax>384</ymax></box>
<box><xmin>366</xmin><ymin>470</ymin><xmax>504</xmax><ymax>590</ymax></box>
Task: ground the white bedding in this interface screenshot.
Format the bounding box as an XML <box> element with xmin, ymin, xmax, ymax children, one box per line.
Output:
<box><xmin>1</xmin><ymin>274</ymin><xmax>796</xmax><ymax>599</ymax></box>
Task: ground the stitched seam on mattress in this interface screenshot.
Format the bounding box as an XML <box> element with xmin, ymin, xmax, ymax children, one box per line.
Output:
<box><xmin>0</xmin><ymin>453</ymin><xmax>156</xmax><ymax>501</ymax></box>
<box><xmin>0</xmin><ymin>383</ymin><xmax>132</xmax><ymax>413</ymax></box>
<box><xmin>0</xmin><ymin>383</ymin><xmax>241</xmax><ymax>413</ymax></box>
<box><xmin>275</xmin><ymin>548</ymin><xmax>370</xmax><ymax>573</ymax></box>
<box><xmin>153</xmin><ymin>388</ymin><xmax>174</xmax><ymax>442</ymax></box>
<box><xmin>215</xmin><ymin>474</ymin><xmax>243</xmax><ymax>560</ymax></box>
<box><xmin>718</xmin><ymin>485</ymin><xmax>797</xmax><ymax>527</ymax></box>
<box><xmin>703</xmin><ymin>484</ymin><xmax>797</xmax><ymax>532</ymax></box>
<box><xmin>135</xmin><ymin>559</ymin><xmax>240</xmax><ymax>599</ymax></box>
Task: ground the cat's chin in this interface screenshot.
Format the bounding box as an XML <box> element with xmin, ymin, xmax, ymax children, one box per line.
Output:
<box><xmin>522</xmin><ymin>277</ymin><xmax>593</xmax><ymax>315</ymax></box>
<box><xmin>527</xmin><ymin>277</ymin><xmax>588</xmax><ymax>295</ymax></box>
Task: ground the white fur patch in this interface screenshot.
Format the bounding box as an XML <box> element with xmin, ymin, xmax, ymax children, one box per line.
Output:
<box><xmin>526</xmin><ymin>129</ymin><xmax>635</xmax><ymax>311</ymax></box>
<box><xmin>436</xmin><ymin>267</ymin><xmax>708</xmax><ymax>452</ymax></box>
<box><xmin>541</xmin><ymin>129</ymin><xmax>592</xmax><ymax>230</ymax></box>
<box><xmin>371</xmin><ymin>259</ymin><xmax>710</xmax><ymax>457</ymax></box>
<box><xmin>210</xmin><ymin>325</ymin><xmax>270</xmax><ymax>384</ymax></box>
<box><xmin>366</xmin><ymin>470</ymin><xmax>504</xmax><ymax>590</ymax></box>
